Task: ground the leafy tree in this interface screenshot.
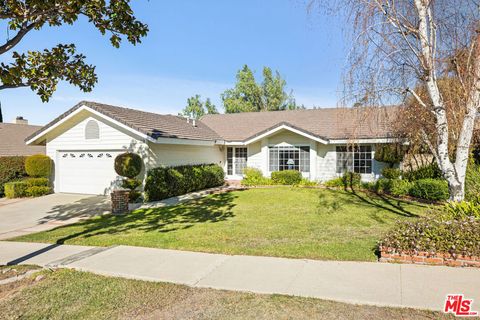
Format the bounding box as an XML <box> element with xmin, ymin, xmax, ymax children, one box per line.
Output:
<box><xmin>0</xmin><ymin>1</ymin><xmax>148</xmax><ymax>102</ymax></box>
<box><xmin>222</xmin><ymin>65</ymin><xmax>298</xmax><ymax>113</ymax></box>
<box><xmin>180</xmin><ymin>95</ymin><xmax>218</xmax><ymax>119</ymax></box>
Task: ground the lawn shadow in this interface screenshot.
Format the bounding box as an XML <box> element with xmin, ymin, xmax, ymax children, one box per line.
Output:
<box><xmin>343</xmin><ymin>187</ymin><xmax>423</xmax><ymax>218</ymax></box>
<box><xmin>53</xmin><ymin>191</ymin><xmax>238</xmax><ymax>245</ymax></box>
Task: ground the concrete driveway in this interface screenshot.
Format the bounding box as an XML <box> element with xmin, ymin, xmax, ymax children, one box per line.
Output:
<box><xmin>0</xmin><ymin>193</ymin><xmax>110</xmax><ymax>240</ymax></box>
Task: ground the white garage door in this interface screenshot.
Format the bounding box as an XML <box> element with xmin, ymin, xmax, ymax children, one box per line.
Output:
<box><xmin>58</xmin><ymin>151</ymin><xmax>122</xmax><ymax>195</ymax></box>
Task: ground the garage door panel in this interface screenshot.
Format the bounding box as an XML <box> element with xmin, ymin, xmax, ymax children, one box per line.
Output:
<box><xmin>58</xmin><ymin>151</ymin><xmax>122</xmax><ymax>195</ymax></box>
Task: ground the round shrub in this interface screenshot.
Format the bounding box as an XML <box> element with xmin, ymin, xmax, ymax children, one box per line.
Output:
<box><xmin>389</xmin><ymin>179</ymin><xmax>413</xmax><ymax>197</ymax></box>
<box><xmin>381</xmin><ymin>167</ymin><xmax>401</xmax><ymax>180</ymax></box>
<box><xmin>271</xmin><ymin>170</ymin><xmax>302</xmax><ymax>185</ymax></box>
<box><xmin>114</xmin><ymin>153</ymin><xmax>143</xmax><ymax>178</ymax></box>
<box><xmin>242</xmin><ymin>167</ymin><xmax>271</xmax><ymax>186</ymax></box>
<box><xmin>25</xmin><ymin>154</ymin><xmax>52</xmax><ymax>178</ymax></box>
<box><xmin>409</xmin><ymin>179</ymin><xmax>449</xmax><ymax>201</ymax></box>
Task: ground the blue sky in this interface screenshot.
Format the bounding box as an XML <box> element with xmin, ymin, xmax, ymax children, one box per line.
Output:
<box><xmin>1</xmin><ymin>0</ymin><xmax>346</xmax><ymax>125</ymax></box>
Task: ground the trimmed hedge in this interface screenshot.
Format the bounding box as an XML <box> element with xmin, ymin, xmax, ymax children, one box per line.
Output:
<box><xmin>409</xmin><ymin>179</ymin><xmax>449</xmax><ymax>201</ymax></box>
<box><xmin>4</xmin><ymin>181</ymin><xmax>28</xmax><ymax>198</ymax></box>
<box><xmin>144</xmin><ymin>164</ymin><xmax>225</xmax><ymax>202</ymax></box>
<box><xmin>271</xmin><ymin>170</ymin><xmax>302</xmax><ymax>185</ymax></box>
<box><xmin>114</xmin><ymin>153</ymin><xmax>143</xmax><ymax>179</ymax></box>
<box><xmin>4</xmin><ymin>177</ymin><xmax>52</xmax><ymax>199</ymax></box>
<box><xmin>25</xmin><ymin>154</ymin><xmax>52</xmax><ymax>178</ymax></box>
<box><xmin>0</xmin><ymin>156</ymin><xmax>26</xmax><ymax>197</ymax></box>
<box><xmin>389</xmin><ymin>179</ymin><xmax>413</xmax><ymax>197</ymax></box>
<box><xmin>26</xmin><ymin>186</ymin><xmax>52</xmax><ymax>197</ymax></box>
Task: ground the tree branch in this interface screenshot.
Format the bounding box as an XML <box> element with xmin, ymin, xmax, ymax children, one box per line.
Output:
<box><xmin>0</xmin><ymin>83</ymin><xmax>29</xmax><ymax>90</ymax></box>
<box><xmin>0</xmin><ymin>22</ymin><xmax>37</xmax><ymax>55</ymax></box>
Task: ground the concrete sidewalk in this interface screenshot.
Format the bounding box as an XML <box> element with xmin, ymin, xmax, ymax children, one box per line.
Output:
<box><xmin>1</xmin><ymin>241</ymin><xmax>479</xmax><ymax>312</ymax></box>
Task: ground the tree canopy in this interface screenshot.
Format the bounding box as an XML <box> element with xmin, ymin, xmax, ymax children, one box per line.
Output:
<box><xmin>180</xmin><ymin>95</ymin><xmax>218</xmax><ymax>119</ymax></box>
<box><xmin>222</xmin><ymin>65</ymin><xmax>299</xmax><ymax>113</ymax></box>
<box><xmin>0</xmin><ymin>0</ymin><xmax>148</xmax><ymax>102</ymax></box>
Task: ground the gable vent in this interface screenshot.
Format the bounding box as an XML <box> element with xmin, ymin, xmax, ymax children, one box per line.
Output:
<box><xmin>85</xmin><ymin>120</ymin><xmax>100</xmax><ymax>140</ymax></box>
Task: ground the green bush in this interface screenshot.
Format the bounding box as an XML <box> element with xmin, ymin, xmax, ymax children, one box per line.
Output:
<box><xmin>409</xmin><ymin>179</ymin><xmax>449</xmax><ymax>201</ymax></box>
<box><xmin>342</xmin><ymin>172</ymin><xmax>361</xmax><ymax>188</ymax></box>
<box><xmin>403</xmin><ymin>163</ymin><xmax>442</xmax><ymax>181</ymax></box>
<box><xmin>295</xmin><ymin>179</ymin><xmax>318</xmax><ymax>187</ymax></box>
<box><xmin>114</xmin><ymin>153</ymin><xmax>143</xmax><ymax>179</ymax></box>
<box><xmin>389</xmin><ymin>179</ymin><xmax>413</xmax><ymax>197</ymax></box>
<box><xmin>323</xmin><ymin>177</ymin><xmax>345</xmax><ymax>188</ymax></box>
<box><xmin>381</xmin><ymin>168</ymin><xmax>401</xmax><ymax>180</ymax></box>
<box><xmin>0</xmin><ymin>156</ymin><xmax>26</xmax><ymax>197</ymax></box>
<box><xmin>379</xmin><ymin>216</ymin><xmax>480</xmax><ymax>257</ymax></box>
<box><xmin>4</xmin><ymin>181</ymin><xmax>28</xmax><ymax>198</ymax></box>
<box><xmin>144</xmin><ymin>164</ymin><xmax>225</xmax><ymax>201</ymax></box>
<box><xmin>466</xmin><ymin>158</ymin><xmax>480</xmax><ymax>204</ymax></box>
<box><xmin>439</xmin><ymin>201</ymin><xmax>480</xmax><ymax>220</ymax></box>
<box><xmin>25</xmin><ymin>154</ymin><xmax>52</xmax><ymax>178</ymax></box>
<box><xmin>121</xmin><ymin>178</ymin><xmax>142</xmax><ymax>202</ymax></box>
<box><xmin>241</xmin><ymin>167</ymin><xmax>272</xmax><ymax>186</ymax></box>
<box><xmin>26</xmin><ymin>186</ymin><xmax>52</xmax><ymax>197</ymax></box>
<box><xmin>271</xmin><ymin>170</ymin><xmax>302</xmax><ymax>185</ymax></box>
<box><xmin>25</xmin><ymin>177</ymin><xmax>49</xmax><ymax>187</ymax></box>
<box><xmin>374</xmin><ymin>178</ymin><xmax>392</xmax><ymax>193</ymax></box>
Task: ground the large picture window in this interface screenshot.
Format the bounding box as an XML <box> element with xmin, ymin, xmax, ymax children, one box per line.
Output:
<box><xmin>336</xmin><ymin>145</ymin><xmax>372</xmax><ymax>174</ymax></box>
<box><xmin>269</xmin><ymin>146</ymin><xmax>310</xmax><ymax>172</ymax></box>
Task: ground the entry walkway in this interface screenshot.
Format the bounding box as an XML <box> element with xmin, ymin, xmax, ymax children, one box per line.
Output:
<box><xmin>1</xmin><ymin>241</ymin><xmax>479</xmax><ymax>312</ymax></box>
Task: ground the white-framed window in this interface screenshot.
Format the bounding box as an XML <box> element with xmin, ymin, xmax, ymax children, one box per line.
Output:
<box><xmin>227</xmin><ymin>147</ymin><xmax>247</xmax><ymax>175</ymax></box>
<box><xmin>85</xmin><ymin>120</ymin><xmax>100</xmax><ymax>140</ymax></box>
<box><xmin>336</xmin><ymin>145</ymin><xmax>372</xmax><ymax>174</ymax></box>
<box><xmin>269</xmin><ymin>146</ymin><xmax>310</xmax><ymax>172</ymax></box>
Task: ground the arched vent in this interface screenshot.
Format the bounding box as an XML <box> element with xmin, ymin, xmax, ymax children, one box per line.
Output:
<box><xmin>85</xmin><ymin>120</ymin><xmax>100</xmax><ymax>140</ymax></box>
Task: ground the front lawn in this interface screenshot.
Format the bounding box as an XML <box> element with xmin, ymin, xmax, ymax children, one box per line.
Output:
<box><xmin>0</xmin><ymin>268</ymin><xmax>448</xmax><ymax>319</ymax></box>
<box><xmin>12</xmin><ymin>187</ymin><xmax>428</xmax><ymax>261</ymax></box>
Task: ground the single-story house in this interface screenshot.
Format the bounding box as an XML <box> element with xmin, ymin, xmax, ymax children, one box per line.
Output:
<box><xmin>26</xmin><ymin>101</ymin><xmax>398</xmax><ymax>195</ymax></box>
<box><xmin>0</xmin><ymin>117</ymin><xmax>45</xmax><ymax>156</ymax></box>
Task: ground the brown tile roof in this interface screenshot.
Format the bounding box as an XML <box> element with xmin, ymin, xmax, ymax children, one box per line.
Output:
<box><xmin>27</xmin><ymin>101</ymin><xmax>222</xmax><ymax>142</ymax></box>
<box><xmin>0</xmin><ymin>123</ymin><xmax>45</xmax><ymax>156</ymax></box>
<box><xmin>200</xmin><ymin>107</ymin><xmax>400</xmax><ymax>142</ymax></box>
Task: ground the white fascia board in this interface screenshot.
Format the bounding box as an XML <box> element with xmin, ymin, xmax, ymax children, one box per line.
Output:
<box><xmin>153</xmin><ymin>137</ymin><xmax>215</xmax><ymax>146</ymax></box>
<box><xmin>243</xmin><ymin>124</ymin><xmax>329</xmax><ymax>145</ymax></box>
<box><xmin>328</xmin><ymin>138</ymin><xmax>400</xmax><ymax>144</ymax></box>
<box><xmin>26</xmin><ymin>105</ymin><xmax>155</xmax><ymax>145</ymax></box>
<box><xmin>224</xmin><ymin>141</ymin><xmax>246</xmax><ymax>146</ymax></box>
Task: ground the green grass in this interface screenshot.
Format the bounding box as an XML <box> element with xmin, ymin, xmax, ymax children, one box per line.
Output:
<box><xmin>0</xmin><ymin>268</ymin><xmax>450</xmax><ymax>319</ymax></box>
<box><xmin>12</xmin><ymin>187</ymin><xmax>428</xmax><ymax>261</ymax></box>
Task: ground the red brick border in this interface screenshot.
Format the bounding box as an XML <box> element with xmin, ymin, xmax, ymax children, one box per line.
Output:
<box><xmin>379</xmin><ymin>247</ymin><xmax>480</xmax><ymax>268</ymax></box>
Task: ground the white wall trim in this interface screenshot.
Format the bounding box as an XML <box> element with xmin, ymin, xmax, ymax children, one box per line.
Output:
<box><xmin>26</xmin><ymin>105</ymin><xmax>154</xmax><ymax>145</ymax></box>
<box><xmin>328</xmin><ymin>138</ymin><xmax>399</xmax><ymax>144</ymax></box>
<box><xmin>154</xmin><ymin>137</ymin><xmax>216</xmax><ymax>146</ymax></box>
<box><xmin>244</xmin><ymin>125</ymin><xmax>329</xmax><ymax>145</ymax></box>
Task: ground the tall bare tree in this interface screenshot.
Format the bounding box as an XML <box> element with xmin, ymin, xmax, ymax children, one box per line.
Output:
<box><xmin>310</xmin><ymin>0</ymin><xmax>480</xmax><ymax>201</ymax></box>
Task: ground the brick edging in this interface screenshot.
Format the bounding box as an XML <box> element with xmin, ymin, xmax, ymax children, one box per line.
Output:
<box><xmin>379</xmin><ymin>247</ymin><xmax>480</xmax><ymax>268</ymax></box>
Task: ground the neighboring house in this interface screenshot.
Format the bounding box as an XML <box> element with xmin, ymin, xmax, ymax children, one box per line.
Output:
<box><xmin>26</xmin><ymin>101</ymin><xmax>397</xmax><ymax>195</ymax></box>
<box><xmin>0</xmin><ymin>117</ymin><xmax>46</xmax><ymax>156</ymax></box>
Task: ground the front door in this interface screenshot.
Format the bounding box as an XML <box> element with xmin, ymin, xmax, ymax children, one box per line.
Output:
<box><xmin>227</xmin><ymin>147</ymin><xmax>247</xmax><ymax>177</ymax></box>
